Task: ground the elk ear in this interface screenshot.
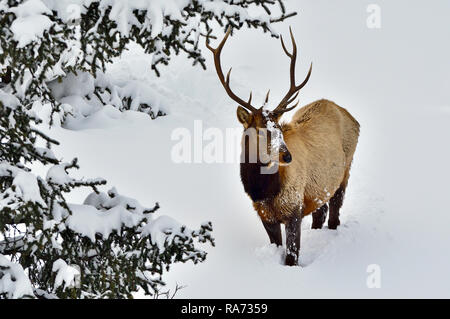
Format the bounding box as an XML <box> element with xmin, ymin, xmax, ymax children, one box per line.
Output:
<box><xmin>236</xmin><ymin>106</ymin><xmax>253</xmax><ymax>128</ymax></box>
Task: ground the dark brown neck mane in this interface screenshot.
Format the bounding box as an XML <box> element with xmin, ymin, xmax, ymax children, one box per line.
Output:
<box><xmin>240</xmin><ymin>162</ymin><xmax>281</xmax><ymax>202</ymax></box>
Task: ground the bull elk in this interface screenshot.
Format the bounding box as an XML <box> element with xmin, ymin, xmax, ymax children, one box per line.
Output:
<box><xmin>206</xmin><ymin>28</ymin><xmax>360</xmax><ymax>266</ymax></box>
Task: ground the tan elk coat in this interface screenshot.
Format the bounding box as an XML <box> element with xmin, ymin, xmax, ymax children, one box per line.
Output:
<box><xmin>253</xmin><ymin>99</ymin><xmax>360</xmax><ymax>223</ymax></box>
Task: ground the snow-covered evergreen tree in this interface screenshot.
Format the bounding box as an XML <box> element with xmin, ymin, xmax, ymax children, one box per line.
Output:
<box><xmin>0</xmin><ymin>0</ymin><xmax>295</xmax><ymax>298</ymax></box>
<box><xmin>0</xmin><ymin>91</ymin><xmax>214</xmax><ymax>298</ymax></box>
<box><xmin>1</xmin><ymin>0</ymin><xmax>295</xmax><ymax>121</ymax></box>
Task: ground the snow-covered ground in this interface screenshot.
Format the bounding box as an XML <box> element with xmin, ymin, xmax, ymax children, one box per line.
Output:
<box><xmin>33</xmin><ymin>0</ymin><xmax>450</xmax><ymax>298</ymax></box>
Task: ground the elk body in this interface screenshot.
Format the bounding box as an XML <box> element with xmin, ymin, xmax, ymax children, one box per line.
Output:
<box><xmin>207</xmin><ymin>28</ymin><xmax>360</xmax><ymax>266</ymax></box>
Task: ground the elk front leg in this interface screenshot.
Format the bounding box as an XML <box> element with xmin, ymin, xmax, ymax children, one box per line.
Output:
<box><xmin>262</xmin><ymin>221</ymin><xmax>282</xmax><ymax>246</ymax></box>
<box><xmin>285</xmin><ymin>215</ymin><xmax>301</xmax><ymax>266</ymax></box>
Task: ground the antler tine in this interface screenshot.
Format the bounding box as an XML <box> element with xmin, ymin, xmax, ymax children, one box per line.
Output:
<box><xmin>280</xmin><ymin>35</ymin><xmax>291</xmax><ymax>57</ymax></box>
<box><xmin>265</xmin><ymin>90</ymin><xmax>270</xmax><ymax>104</ymax></box>
<box><xmin>272</xmin><ymin>28</ymin><xmax>312</xmax><ymax>115</ymax></box>
<box><xmin>296</xmin><ymin>62</ymin><xmax>313</xmax><ymax>91</ymax></box>
<box><xmin>280</xmin><ymin>100</ymin><xmax>300</xmax><ymax>114</ymax></box>
<box><xmin>226</xmin><ymin>67</ymin><xmax>232</xmax><ymax>85</ymax></box>
<box><xmin>206</xmin><ymin>27</ymin><xmax>231</xmax><ymax>53</ymax></box>
<box><xmin>288</xmin><ymin>27</ymin><xmax>298</xmax><ymax>88</ymax></box>
<box><xmin>206</xmin><ymin>27</ymin><xmax>257</xmax><ymax>112</ymax></box>
<box><xmin>285</xmin><ymin>91</ymin><xmax>299</xmax><ymax>106</ymax></box>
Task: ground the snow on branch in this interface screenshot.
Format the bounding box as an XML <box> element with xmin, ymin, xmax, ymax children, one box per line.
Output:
<box><xmin>1</xmin><ymin>87</ymin><xmax>214</xmax><ymax>298</ymax></box>
<box><xmin>0</xmin><ymin>0</ymin><xmax>296</xmax><ymax>123</ymax></box>
<box><xmin>0</xmin><ymin>254</ymin><xmax>34</xmax><ymax>299</ymax></box>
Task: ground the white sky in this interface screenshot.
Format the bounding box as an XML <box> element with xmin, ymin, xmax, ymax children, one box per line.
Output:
<box><xmin>196</xmin><ymin>0</ymin><xmax>450</xmax><ymax>114</ymax></box>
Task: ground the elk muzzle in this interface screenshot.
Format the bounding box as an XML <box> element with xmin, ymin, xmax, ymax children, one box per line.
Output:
<box><xmin>282</xmin><ymin>151</ymin><xmax>292</xmax><ymax>164</ymax></box>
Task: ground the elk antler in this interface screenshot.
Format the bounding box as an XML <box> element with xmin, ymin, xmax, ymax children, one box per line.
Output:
<box><xmin>272</xmin><ymin>27</ymin><xmax>312</xmax><ymax>115</ymax></box>
<box><xmin>206</xmin><ymin>28</ymin><xmax>257</xmax><ymax>113</ymax></box>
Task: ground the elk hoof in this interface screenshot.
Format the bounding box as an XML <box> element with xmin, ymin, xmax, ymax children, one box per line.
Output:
<box><xmin>285</xmin><ymin>255</ymin><xmax>298</xmax><ymax>266</ymax></box>
<box><xmin>328</xmin><ymin>220</ymin><xmax>340</xmax><ymax>230</ymax></box>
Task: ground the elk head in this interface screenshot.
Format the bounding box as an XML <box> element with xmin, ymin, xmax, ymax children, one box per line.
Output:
<box><xmin>206</xmin><ymin>27</ymin><xmax>312</xmax><ymax>172</ymax></box>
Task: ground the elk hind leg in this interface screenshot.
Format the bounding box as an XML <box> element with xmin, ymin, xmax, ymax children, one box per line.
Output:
<box><xmin>328</xmin><ymin>186</ymin><xmax>346</xmax><ymax>230</ymax></box>
<box><xmin>329</xmin><ymin>166</ymin><xmax>352</xmax><ymax>230</ymax></box>
<box><xmin>311</xmin><ymin>204</ymin><xmax>328</xmax><ymax>229</ymax></box>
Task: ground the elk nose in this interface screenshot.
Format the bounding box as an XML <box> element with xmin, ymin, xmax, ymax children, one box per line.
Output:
<box><xmin>282</xmin><ymin>152</ymin><xmax>292</xmax><ymax>163</ymax></box>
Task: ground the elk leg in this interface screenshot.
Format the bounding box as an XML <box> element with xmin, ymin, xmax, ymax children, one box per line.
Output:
<box><xmin>328</xmin><ymin>186</ymin><xmax>346</xmax><ymax>229</ymax></box>
<box><xmin>311</xmin><ymin>204</ymin><xmax>328</xmax><ymax>229</ymax></box>
<box><xmin>285</xmin><ymin>215</ymin><xmax>301</xmax><ymax>266</ymax></box>
<box><xmin>262</xmin><ymin>221</ymin><xmax>282</xmax><ymax>246</ymax></box>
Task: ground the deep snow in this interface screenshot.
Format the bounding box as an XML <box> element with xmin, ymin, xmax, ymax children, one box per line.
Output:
<box><xmin>32</xmin><ymin>0</ymin><xmax>450</xmax><ymax>298</ymax></box>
